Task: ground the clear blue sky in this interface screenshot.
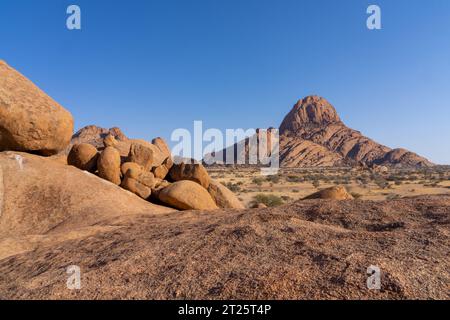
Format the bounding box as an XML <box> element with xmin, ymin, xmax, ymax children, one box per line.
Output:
<box><xmin>1</xmin><ymin>0</ymin><xmax>449</xmax><ymax>164</ymax></box>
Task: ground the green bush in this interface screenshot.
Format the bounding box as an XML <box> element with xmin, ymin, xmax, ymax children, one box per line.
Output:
<box><xmin>252</xmin><ymin>177</ymin><xmax>265</xmax><ymax>186</ymax></box>
<box><xmin>252</xmin><ymin>194</ymin><xmax>284</xmax><ymax>207</ymax></box>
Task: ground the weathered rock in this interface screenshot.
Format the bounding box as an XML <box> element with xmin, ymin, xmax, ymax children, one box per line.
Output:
<box><xmin>97</xmin><ymin>147</ymin><xmax>121</xmax><ymax>185</ymax></box>
<box><xmin>121</xmin><ymin>175</ymin><xmax>151</xmax><ymax>200</ymax></box>
<box><xmin>151</xmin><ymin>180</ymin><xmax>171</xmax><ymax>200</ymax></box>
<box><xmin>303</xmin><ymin>186</ymin><xmax>354</xmax><ymax>200</ymax></box>
<box><xmin>128</xmin><ymin>143</ymin><xmax>154</xmax><ymax>171</ymax></box>
<box><xmin>67</xmin><ymin>143</ymin><xmax>98</xmax><ymax>172</ymax></box>
<box><xmin>120</xmin><ymin>162</ymin><xmax>144</xmax><ymax>176</ymax></box>
<box><xmin>104</xmin><ymin>134</ymin><xmax>118</xmax><ymax>148</ymax></box>
<box><xmin>152</xmin><ymin>137</ymin><xmax>171</xmax><ymax>160</ymax></box>
<box><xmin>126</xmin><ymin>168</ymin><xmax>155</xmax><ymax>189</ymax></box>
<box><xmin>165</xmin><ymin>156</ymin><xmax>174</xmax><ymax>170</ymax></box>
<box><xmin>158</xmin><ymin>180</ymin><xmax>218</xmax><ymax>210</ymax></box>
<box><xmin>153</xmin><ymin>164</ymin><xmax>169</xmax><ymax>180</ymax></box>
<box><xmin>169</xmin><ymin>162</ymin><xmax>211</xmax><ymax>188</ymax></box>
<box><xmin>0</xmin><ymin>61</ymin><xmax>74</xmax><ymax>155</ymax></box>
<box><xmin>251</xmin><ymin>203</ymin><xmax>268</xmax><ymax>209</ymax></box>
<box><xmin>153</xmin><ymin>157</ymin><xmax>173</xmax><ymax>179</ymax></box>
<box><xmin>207</xmin><ymin>180</ymin><xmax>245</xmax><ymax>209</ymax></box>
<box><xmin>0</xmin><ymin>152</ymin><xmax>173</xmax><ymax>242</ymax></box>
<box><xmin>69</xmin><ymin>126</ymin><xmax>129</xmax><ymax>157</ymax></box>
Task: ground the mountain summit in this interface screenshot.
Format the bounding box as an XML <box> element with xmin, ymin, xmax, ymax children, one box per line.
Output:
<box><xmin>280</xmin><ymin>96</ymin><xmax>341</xmax><ymax>132</ymax></box>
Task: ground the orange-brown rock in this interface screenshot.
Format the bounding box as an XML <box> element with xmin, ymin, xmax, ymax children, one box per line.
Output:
<box><xmin>128</xmin><ymin>143</ymin><xmax>154</xmax><ymax>171</ymax></box>
<box><xmin>126</xmin><ymin>167</ymin><xmax>155</xmax><ymax>189</ymax></box>
<box><xmin>121</xmin><ymin>173</ymin><xmax>151</xmax><ymax>200</ymax></box>
<box><xmin>97</xmin><ymin>147</ymin><xmax>121</xmax><ymax>185</ymax></box>
<box><xmin>157</xmin><ymin>180</ymin><xmax>218</xmax><ymax>210</ymax></box>
<box><xmin>103</xmin><ymin>134</ymin><xmax>118</xmax><ymax>148</ymax></box>
<box><xmin>152</xmin><ymin>137</ymin><xmax>171</xmax><ymax>160</ymax></box>
<box><xmin>169</xmin><ymin>162</ymin><xmax>211</xmax><ymax>188</ymax></box>
<box><xmin>0</xmin><ymin>151</ymin><xmax>173</xmax><ymax>243</ymax></box>
<box><xmin>120</xmin><ymin>162</ymin><xmax>144</xmax><ymax>176</ymax></box>
<box><xmin>67</xmin><ymin>143</ymin><xmax>98</xmax><ymax>172</ymax></box>
<box><xmin>207</xmin><ymin>179</ymin><xmax>245</xmax><ymax>209</ymax></box>
<box><xmin>303</xmin><ymin>186</ymin><xmax>354</xmax><ymax>200</ymax></box>
<box><xmin>69</xmin><ymin>125</ymin><xmax>130</xmax><ymax>159</ymax></box>
<box><xmin>0</xmin><ymin>61</ymin><xmax>74</xmax><ymax>155</ymax></box>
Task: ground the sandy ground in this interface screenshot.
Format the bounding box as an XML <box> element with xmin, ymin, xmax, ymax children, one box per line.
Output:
<box><xmin>207</xmin><ymin>167</ymin><xmax>450</xmax><ymax>207</ymax></box>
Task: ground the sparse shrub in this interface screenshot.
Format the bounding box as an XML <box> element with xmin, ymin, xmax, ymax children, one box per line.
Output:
<box><xmin>287</xmin><ymin>175</ymin><xmax>303</xmax><ymax>183</ymax></box>
<box><xmin>350</xmin><ymin>192</ymin><xmax>362</xmax><ymax>199</ymax></box>
<box><xmin>225</xmin><ymin>182</ymin><xmax>241</xmax><ymax>192</ymax></box>
<box><xmin>266</xmin><ymin>175</ymin><xmax>281</xmax><ymax>183</ymax></box>
<box><xmin>252</xmin><ymin>177</ymin><xmax>264</xmax><ymax>186</ymax></box>
<box><xmin>251</xmin><ymin>194</ymin><xmax>284</xmax><ymax>207</ymax></box>
<box><xmin>387</xmin><ymin>194</ymin><xmax>401</xmax><ymax>200</ymax></box>
<box><xmin>375</xmin><ymin>178</ymin><xmax>389</xmax><ymax>189</ymax></box>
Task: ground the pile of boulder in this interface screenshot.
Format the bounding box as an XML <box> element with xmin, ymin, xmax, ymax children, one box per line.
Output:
<box><xmin>68</xmin><ymin>133</ymin><xmax>244</xmax><ymax>210</ymax></box>
<box><xmin>1</xmin><ymin>60</ymin><xmax>243</xmax><ymax>212</ymax></box>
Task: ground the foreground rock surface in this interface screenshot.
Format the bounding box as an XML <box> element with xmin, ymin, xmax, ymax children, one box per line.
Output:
<box><xmin>0</xmin><ymin>61</ymin><xmax>74</xmax><ymax>155</ymax></box>
<box><xmin>0</xmin><ymin>194</ymin><xmax>448</xmax><ymax>299</ymax></box>
<box><xmin>0</xmin><ymin>151</ymin><xmax>173</xmax><ymax>255</ymax></box>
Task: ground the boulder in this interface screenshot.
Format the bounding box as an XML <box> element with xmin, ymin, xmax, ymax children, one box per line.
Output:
<box><xmin>121</xmin><ymin>175</ymin><xmax>151</xmax><ymax>200</ymax></box>
<box><xmin>207</xmin><ymin>180</ymin><xmax>245</xmax><ymax>209</ymax></box>
<box><xmin>67</xmin><ymin>143</ymin><xmax>98</xmax><ymax>172</ymax></box>
<box><xmin>150</xmin><ymin>179</ymin><xmax>171</xmax><ymax>201</ymax></box>
<box><xmin>303</xmin><ymin>186</ymin><xmax>354</xmax><ymax>200</ymax></box>
<box><xmin>153</xmin><ymin>164</ymin><xmax>169</xmax><ymax>180</ymax></box>
<box><xmin>251</xmin><ymin>203</ymin><xmax>267</xmax><ymax>209</ymax></box>
<box><xmin>97</xmin><ymin>147</ymin><xmax>121</xmax><ymax>185</ymax></box>
<box><xmin>0</xmin><ymin>152</ymin><xmax>173</xmax><ymax>242</ymax></box>
<box><xmin>169</xmin><ymin>162</ymin><xmax>210</xmax><ymax>189</ymax></box>
<box><xmin>157</xmin><ymin>180</ymin><xmax>218</xmax><ymax>210</ymax></box>
<box><xmin>153</xmin><ymin>157</ymin><xmax>173</xmax><ymax>179</ymax></box>
<box><xmin>126</xmin><ymin>167</ymin><xmax>155</xmax><ymax>189</ymax></box>
<box><xmin>128</xmin><ymin>143</ymin><xmax>154</xmax><ymax>171</ymax></box>
<box><xmin>70</xmin><ymin>126</ymin><xmax>128</xmax><ymax>151</ymax></box>
<box><xmin>152</xmin><ymin>137</ymin><xmax>171</xmax><ymax>159</ymax></box>
<box><xmin>120</xmin><ymin>162</ymin><xmax>144</xmax><ymax>176</ymax></box>
<box><xmin>0</xmin><ymin>61</ymin><xmax>74</xmax><ymax>155</ymax></box>
<box><xmin>104</xmin><ymin>134</ymin><xmax>118</xmax><ymax>148</ymax></box>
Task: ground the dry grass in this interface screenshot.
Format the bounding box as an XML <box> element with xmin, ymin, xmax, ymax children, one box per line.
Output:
<box><xmin>208</xmin><ymin>166</ymin><xmax>450</xmax><ymax>208</ymax></box>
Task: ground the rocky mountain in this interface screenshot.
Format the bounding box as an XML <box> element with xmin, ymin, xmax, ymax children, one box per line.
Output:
<box><xmin>206</xmin><ymin>95</ymin><xmax>434</xmax><ymax>168</ymax></box>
